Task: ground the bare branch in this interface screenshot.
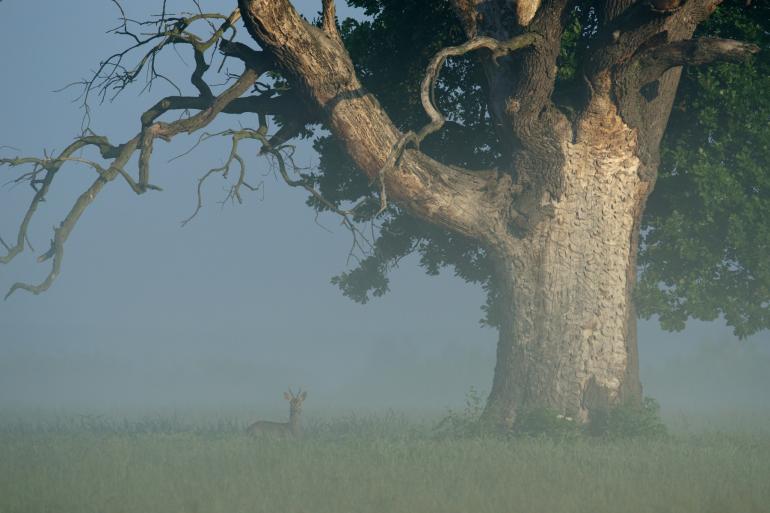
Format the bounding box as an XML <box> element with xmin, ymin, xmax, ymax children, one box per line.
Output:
<box><xmin>0</xmin><ymin>135</ymin><xmax>126</xmax><ymax>266</ymax></box>
<box><xmin>72</xmin><ymin>6</ymin><xmax>241</xmax><ymax>130</ymax></box>
<box><xmin>3</xmin><ymin>136</ymin><xmax>140</xmax><ymax>299</ymax></box>
<box><xmin>178</xmin><ymin>122</ymin><xmax>373</xmax><ymax>259</ymax></box>
<box><xmin>191</xmin><ymin>47</ymin><xmax>214</xmax><ymax>99</ymax></box>
<box><xmin>180</xmin><ymin>129</ymin><xmax>264</xmax><ymax>227</ymax></box>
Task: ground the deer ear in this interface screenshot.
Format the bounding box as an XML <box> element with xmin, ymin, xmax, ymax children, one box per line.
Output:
<box><xmin>284</xmin><ymin>392</ymin><xmax>291</xmax><ymax>401</ymax></box>
<box><xmin>300</xmin><ymin>391</ymin><xmax>307</xmax><ymax>401</ymax></box>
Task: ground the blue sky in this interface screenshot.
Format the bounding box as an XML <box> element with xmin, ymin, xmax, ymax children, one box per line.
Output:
<box><xmin>0</xmin><ymin>0</ymin><xmax>767</xmax><ymax>418</ymax></box>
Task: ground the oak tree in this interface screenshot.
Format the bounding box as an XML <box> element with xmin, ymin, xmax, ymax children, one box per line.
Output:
<box><xmin>2</xmin><ymin>0</ymin><xmax>767</xmax><ymax>426</ymax></box>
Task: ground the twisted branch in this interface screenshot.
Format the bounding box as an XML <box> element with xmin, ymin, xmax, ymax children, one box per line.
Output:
<box><xmin>376</xmin><ymin>34</ymin><xmax>539</xmax><ymax>215</ymax></box>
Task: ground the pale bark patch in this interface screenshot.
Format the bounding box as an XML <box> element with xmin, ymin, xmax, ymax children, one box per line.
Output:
<box><xmin>489</xmin><ymin>96</ymin><xmax>647</xmax><ymax>422</ymax></box>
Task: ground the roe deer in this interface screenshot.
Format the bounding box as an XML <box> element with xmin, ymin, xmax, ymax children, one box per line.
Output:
<box><xmin>247</xmin><ymin>388</ymin><xmax>307</xmax><ymax>437</ymax></box>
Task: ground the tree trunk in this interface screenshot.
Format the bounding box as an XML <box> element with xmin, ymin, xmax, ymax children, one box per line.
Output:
<box><xmin>484</xmin><ymin>97</ymin><xmax>649</xmax><ymax>426</ymax></box>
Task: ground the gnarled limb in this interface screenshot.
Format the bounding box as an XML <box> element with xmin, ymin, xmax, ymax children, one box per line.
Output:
<box><xmin>375</xmin><ymin>33</ymin><xmax>539</xmax><ymax>215</ymax></box>
<box><xmin>238</xmin><ymin>0</ymin><xmax>518</xmax><ymax>241</ymax></box>
<box><xmin>0</xmin><ymin>7</ymin><xmax>286</xmax><ymax>298</ymax></box>
<box><xmin>633</xmin><ymin>37</ymin><xmax>760</xmax><ymax>87</ymax></box>
<box><xmin>418</xmin><ymin>34</ymin><xmax>541</xmax><ymax>146</ymax></box>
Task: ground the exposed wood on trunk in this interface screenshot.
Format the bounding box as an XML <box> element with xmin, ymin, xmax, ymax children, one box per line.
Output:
<box><xmin>485</xmin><ymin>89</ymin><xmax>649</xmax><ymax>424</ymax></box>
<box><xmin>590</xmin><ymin>0</ymin><xmax>729</xmax><ymax>178</ymax></box>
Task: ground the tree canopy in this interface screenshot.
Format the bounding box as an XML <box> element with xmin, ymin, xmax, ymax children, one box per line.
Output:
<box><xmin>314</xmin><ymin>0</ymin><xmax>769</xmax><ymax>338</ymax></box>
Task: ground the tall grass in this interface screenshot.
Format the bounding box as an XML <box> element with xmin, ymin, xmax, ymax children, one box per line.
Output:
<box><xmin>1</xmin><ymin>414</ymin><xmax>769</xmax><ymax>513</ymax></box>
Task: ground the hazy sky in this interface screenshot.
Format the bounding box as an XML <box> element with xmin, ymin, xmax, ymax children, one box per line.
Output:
<box><xmin>0</xmin><ymin>1</ymin><xmax>767</xmax><ymax>419</ymax></box>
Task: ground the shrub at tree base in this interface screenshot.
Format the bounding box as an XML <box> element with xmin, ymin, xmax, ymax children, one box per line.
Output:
<box><xmin>435</xmin><ymin>390</ymin><xmax>667</xmax><ymax>440</ymax></box>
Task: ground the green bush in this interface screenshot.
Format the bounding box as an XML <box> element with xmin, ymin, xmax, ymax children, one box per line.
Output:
<box><xmin>434</xmin><ymin>390</ymin><xmax>667</xmax><ymax>440</ymax></box>
<box><xmin>587</xmin><ymin>397</ymin><xmax>668</xmax><ymax>439</ymax></box>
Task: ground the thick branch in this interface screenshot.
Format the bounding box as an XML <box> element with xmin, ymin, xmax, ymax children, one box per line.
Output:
<box><xmin>238</xmin><ymin>0</ymin><xmax>517</xmax><ymax>241</ymax></box>
<box><xmin>590</xmin><ymin>0</ymin><xmax>724</xmax><ymax>81</ymax></box>
<box><xmin>635</xmin><ymin>38</ymin><xmax>760</xmax><ymax>86</ymax></box>
<box><xmin>140</xmin><ymin>93</ymin><xmax>304</xmax><ymax>127</ymax></box>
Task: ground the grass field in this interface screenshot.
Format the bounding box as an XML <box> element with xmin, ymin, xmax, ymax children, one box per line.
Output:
<box><xmin>1</xmin><ymin>414</ymin><xmax>769</xmax><ymax>513</ymax></box>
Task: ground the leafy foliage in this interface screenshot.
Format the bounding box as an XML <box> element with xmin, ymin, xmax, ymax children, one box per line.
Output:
<box><xmin>639</xmin><ymin>1</ymin><xmax>770</xmax><ymax>337</ymax></box>
<box><xmin>314</xmin><ymin>0</ymin><xmax>769</xmax><ymax>335</ymax></box>
<box><xmin>586</xmin><ymin>397</ymin><xmax>668</xmax><ymax>439</ymax></box>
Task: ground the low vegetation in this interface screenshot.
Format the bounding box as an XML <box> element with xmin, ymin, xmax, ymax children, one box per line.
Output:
<box><xmin>1</xmin><ymin>410</ymin><xmax>769</xmax><ymax>513</ymax></box>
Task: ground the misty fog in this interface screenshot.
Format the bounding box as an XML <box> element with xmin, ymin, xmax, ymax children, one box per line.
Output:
<box><xmin>2</xmin><ymin>3</ymin><xmax>770</xmax><ymax>513</ymax></box>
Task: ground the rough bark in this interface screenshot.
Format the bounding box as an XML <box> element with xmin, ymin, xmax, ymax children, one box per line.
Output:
<box><xmin>485</xmin><ymin>91</ymin><xmax>649</xmax><ymax>425</ymax></box>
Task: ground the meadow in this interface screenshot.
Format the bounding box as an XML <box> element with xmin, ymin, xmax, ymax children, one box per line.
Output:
<box><xmin>1</xmin><ymin>412</ymin><xmax>769</xmax><ymax>513</ymax></box>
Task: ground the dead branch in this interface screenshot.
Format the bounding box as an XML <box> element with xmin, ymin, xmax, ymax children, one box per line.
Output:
<box><xmin>2</xmin><ymin>135</ymin><xmax>140</xmax><ymax>299</ymax></box>
<box><xmin>0</xmin><ymin>20</ymin><xmax>275</xmax><ymax>298</ymax></box>
<box><xmin>178</xmin><ymin>117</ymin><xmax>373</xmax><ymax>258</ymax></box>
<box><xmin>0</xmin><ymin>5</ymin><xmax>363</xmax><ymax>297</ymax></box>
<box><xmin>72</xmin><ymin>4</ymin><xmax>241</xmax><ymax>129</ymax></box>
